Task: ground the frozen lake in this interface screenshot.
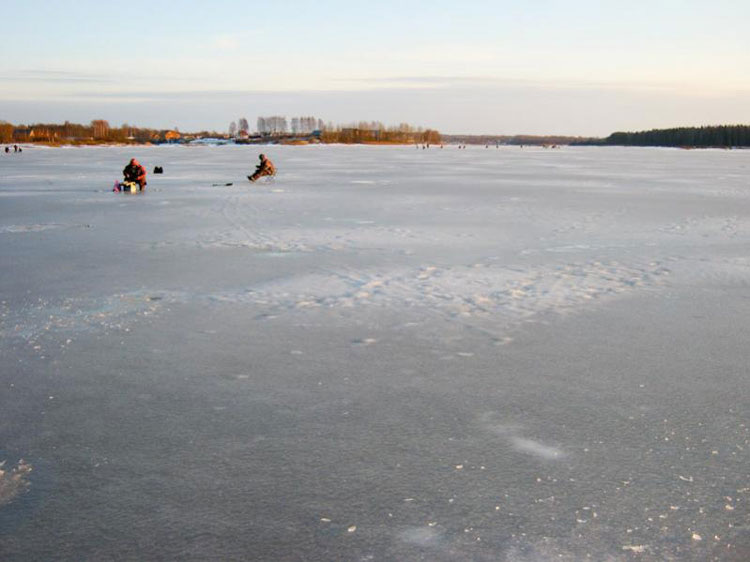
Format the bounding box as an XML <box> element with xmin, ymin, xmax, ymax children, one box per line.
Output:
<box><xmin>1</xmin><ymin>144</ymin><xmax>748</xmax><ymax>560</ymax></box>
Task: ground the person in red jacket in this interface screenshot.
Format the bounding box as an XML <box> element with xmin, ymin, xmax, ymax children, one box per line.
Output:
<box><xmin>123</xmin><ymin>158</ymin><xmax>147</xmax><ymax>190</ymax></box>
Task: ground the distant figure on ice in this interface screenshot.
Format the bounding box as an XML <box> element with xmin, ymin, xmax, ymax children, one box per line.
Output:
<box><xmin>123</xmin><ymin>158</ymin><xmax>147</xmax><ymax>190</ymax></box>
<box><xmin>248</xmin><ymin>153</ymin><xmax>276</xmax><ymax>182</ymax></box>
<box><xmin>14</xmin><ymin>145</ymin><xmax>19</xmax><ymax>153</ymax></box>
<box><xmin>4</xmin><ymin>146</ymin><xmax>8</xmax><ymax>154</ymax></box>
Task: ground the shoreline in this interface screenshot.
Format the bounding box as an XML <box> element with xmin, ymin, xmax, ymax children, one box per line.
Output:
<box><xmin>7</xmin><ymin>142</ymin><xmax>749</xmax><ymax>151</ymax></box>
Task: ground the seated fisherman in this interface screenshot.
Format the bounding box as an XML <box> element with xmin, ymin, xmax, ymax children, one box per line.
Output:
<box><xmin>248</xmin><ymin>153</ymin><xmax>276</xmax><ymax>182</ymax></box>
<box><xmin>123</xmin><ymin>158</ymin><xmax>147</xmax><ymax>190</ymax></box>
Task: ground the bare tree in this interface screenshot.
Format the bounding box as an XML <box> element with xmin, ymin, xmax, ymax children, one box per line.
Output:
<box><xmin>238</xmin><ymin>118</ymin><xmax>249</xmax><ymax>134</ymax></box>
<box><xmin>228</xmin><ymin>121</ymin><xmax>237</xmax><ymax>137</ymax></box>
<box><xmin>0</xmin><ymin>121</ymin><xmax>13</xmax><ymax>143</ymax></box>
<box><xmin>271</xmin><ymin>116</ymin><xmax>287</xmax><ymax>135</ymax></box>
<box><xmin>258</xmin><ymin>116</ymin><xmax>288</xmax><ymax>136</ymax></box>
<box><xmin>91</xmin><ymin>119</ymin><xmax>110</xmax><ymax>140</ymax></box>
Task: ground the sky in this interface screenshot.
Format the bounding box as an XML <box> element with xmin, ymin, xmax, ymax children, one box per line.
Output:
<box><xmin>3</xmin><ymin>0</ymin><xmax>750</xmax><ymax>136</ymax></box>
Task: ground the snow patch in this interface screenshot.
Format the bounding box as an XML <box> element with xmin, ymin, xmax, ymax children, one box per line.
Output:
<box><xmin>0</xmin><ymin>460</ymin><xmax>32</xmax><ymax>507</ymax></box>
<box><xmin>398</xmin><ymin>526</ymin><xmax>442</xmax><ymax>546</ymax></box>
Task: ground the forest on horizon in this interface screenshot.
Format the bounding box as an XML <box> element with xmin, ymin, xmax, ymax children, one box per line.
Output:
<box><xmin>599</xmin><ymin>125</ymin><xmax>750</xmax><ymax>148</ymax></box>
<box><xmin>0</xmin><ymin>116</ymin><xmax>441</xmax><ymax>146</ymax></box>
<box><xmin>2</xmin><ymin>118</ymin><xmax>750</xmax><ymax>148</ymax></box>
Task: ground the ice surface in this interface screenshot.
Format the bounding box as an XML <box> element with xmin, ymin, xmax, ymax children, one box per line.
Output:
<box><xmin>0</xmin><ymin>145</ymin><xmax>748</xmax><ymax>560</ymax></box>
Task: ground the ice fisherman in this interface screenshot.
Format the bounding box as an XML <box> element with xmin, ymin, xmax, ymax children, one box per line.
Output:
<box><xmin>248</xmin><ymin>153</ymin><xmax>276</xmax><ymax>182</ymax></box>
<box><xmin>123</xmin><ymin>158</ymin><xmax>147</xmax><ymax>190</ymax></box>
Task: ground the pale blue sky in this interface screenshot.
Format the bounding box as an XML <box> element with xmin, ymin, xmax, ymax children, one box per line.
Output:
<box><xmin>3</xmin><ymin>0</ymin><xmax>749</xmax><ymax>135</ymax></box>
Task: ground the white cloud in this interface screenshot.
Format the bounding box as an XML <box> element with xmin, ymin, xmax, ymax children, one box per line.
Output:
<box><xmin>212</xmin><ymin>34</ymin><xmax>242</xmax><ymax>50</ymax></box>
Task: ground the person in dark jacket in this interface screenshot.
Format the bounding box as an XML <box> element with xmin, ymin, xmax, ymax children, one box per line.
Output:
<box><xmin>248</xmin><ymin>154</ymin><xmax>276</xmax><ymax>182</ymax></box>
<box><xmin>123</xmin><ymin>158</ymin><xmax>147</xmax><ymax>190</ymax></box>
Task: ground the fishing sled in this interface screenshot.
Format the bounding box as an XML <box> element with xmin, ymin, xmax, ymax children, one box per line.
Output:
<box><xmin>113</xmin><ymin>181</ymin><xmax>143</xmax><ymax>193</ymax></box>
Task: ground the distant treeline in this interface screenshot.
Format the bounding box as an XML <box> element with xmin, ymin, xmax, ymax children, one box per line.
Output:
<box><xmin>11</xmin><ymin>118</ymin><xmax>747</xmax><ymax>149</ymax></box>
<box><xmin>0</xmin><ymin>120</ymin><xmax>211</xmax><ymax>144</ymax></box>
<box><xmin>444</xmin><ymin>134</ymin><xmax>599</xmax><ymax>146</ymax></box>
<box><xmin>244</xmin><ymin>116</ymin><xmax>441</xmax><ymax>144</ymax></box>
<box><xmin>321</xmin><ymin>122</ymin><xmax>441</xmax><ymax>144</ymax></box>
<box><xmin>601</xmin><ymin>125</ymin><xmax>750</xmax><ymax>148</ymax></box>
<box><xmin>1</xmin><ymin>118</ymin><xmax>440</xmax><ymax>146</ymax></box>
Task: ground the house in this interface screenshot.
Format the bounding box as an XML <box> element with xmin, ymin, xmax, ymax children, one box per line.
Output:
<box><xmin>13</xmin><ymin>128</ymin><xmax>32</xmax><ymax>142</ymax></box>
